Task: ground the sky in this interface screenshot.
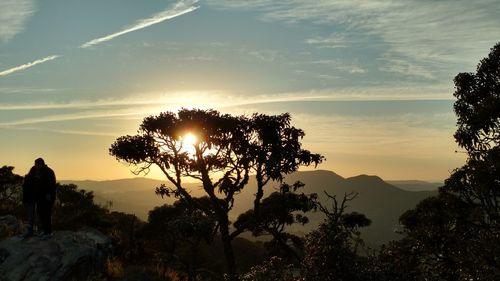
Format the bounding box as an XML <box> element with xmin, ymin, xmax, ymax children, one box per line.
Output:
<box><xmin>1</xmin><ymin>0</ymin><xmax>499</xmax><ymax>181</ymax></box>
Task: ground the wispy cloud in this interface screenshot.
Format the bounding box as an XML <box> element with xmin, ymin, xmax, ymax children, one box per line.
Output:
<box><xmin>0</xmin><ymin>85</ymin><xmax>454</xmax><ymax>114</ymax></box>
<box><xmin>80</xmin><ymin>0</ymin><xmax>200</xmax><ymax>48</ymax></box>
<box><xmin>0</xmin><ymin>109</ymin><xmax>150</xmax><ymax>127</ymax></box>
<box><xmin>378</xmin><ymin>57</ymin><xmax>435</xmax><ymax>80</ymax></box>
<box><xmin>306</xmin><ymin>35</ymin><xmax>348</xmax><ymax>49</ymax></box>
<box><xmin>0</xmin><ymin>0</ymin><xmax>199</xmax><ymax>78</ymax></box>
<box><xmin>0</xmin><ymin>99</ymin><xmax>159</xmax><ymax>111</ymax></box>
<box><xmin>208</xmin><ymin>0</ymin><xmax>500</xmax><ymax>79</ymax></box>
<box><xmin>9</xmin><ymin>126</ymin><xmax>121</xmax><ymax>137</ymax></box>
<box><xmin>0</xmin><ymin>90</ymin><xmax>225</xmax><ymax>111</ymax></box>
<box><xmin>309</xmin><ymin>59</ymin><xmax>366</xmax><ymax>74</ymax></box>
<box><xmin>0</xmin><ymin>0</ymin><xmax>35</xmax><ymax>43</ymax></box>
<box><xmin>0</xmin><ymin>55</ymin><xmax>60</xmax><ymax>77</ymax></box>
<box><xmin>0</xmin><ymin>87</ymin><xmax>61</xmax><ymax>94</ymax></box>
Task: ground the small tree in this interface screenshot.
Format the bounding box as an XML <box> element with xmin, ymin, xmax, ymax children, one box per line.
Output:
<box><xmin>0</xmin><ymin>166</ymin><xmax>23</xmax><ymax>214</ymax></box>
<box><xmin>53</xmin><ymin>183</ymin><xmax>111</xmax><ymax>231</ymax></box>
<box><xmin>142</xmin><ymin>198</ymin><xmax>216</xmax><ymax>281</ymax></box>
<box><xmin>110</xmin><ymin>109</ymin><xmax>323</xmax><ymax>280</ymax></box>
<box><xmin>234</xmin><ymin>181</ymin><xmax>316</xmax><ymax>260</ymax></box>
<box><xmin>302</xmin><ymin>192</ymin><xmax>371</xmax><ymax>281</ymax></box>
<box><xmin>240</xmin><ymin>192</ymin><xmax>372</xmax><ymax>281</ymax></box>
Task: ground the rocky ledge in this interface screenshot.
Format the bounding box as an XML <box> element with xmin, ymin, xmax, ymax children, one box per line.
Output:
<box><xmin>0</xmin><ymin>215</ymin><xmax>21</xmax><ymax>239</ymax></box>
<box><xmin>0</xmin><ymin>228</ymin><xmax>111</xmax><ymax>281</ymax></box>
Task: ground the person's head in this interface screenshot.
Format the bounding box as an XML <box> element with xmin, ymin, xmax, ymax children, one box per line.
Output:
<box><xmin>34</xmin><ymin>158</ymin><xmax>45</xmax><ymax>169</ymax></box>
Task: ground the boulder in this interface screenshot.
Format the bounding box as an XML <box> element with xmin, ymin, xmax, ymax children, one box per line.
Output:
<box><xmin>0</xmin><ymin>215</ymin><xmax>20</xmax><ymax>239</ymax></box>
<box><xmin>0</xmin><ymin>228</ymin><xmax>111</xmax><ymax>281</ymax></box>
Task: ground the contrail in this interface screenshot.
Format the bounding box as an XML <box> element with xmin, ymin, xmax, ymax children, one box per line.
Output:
<box><xmin>0</xmin><ymin>55</ymin><xmax>60</xmax><ymax>77</ymax></box>
<box><xmin>0</xmin><ymin>0</ymin><xmax>198</xmax><ymax>77</ymax></box>
<box><xmin>80</xmin><ymin>0</ymin><xmax>199</xmax><ymax>48</ymax></box>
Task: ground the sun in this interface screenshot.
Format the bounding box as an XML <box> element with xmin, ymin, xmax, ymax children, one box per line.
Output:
<box><xmin>180</xmin><ymin>132</ymin><xmax>198</xmax><ymax>155</ymax></box>
<box><xmin>182</xmin><ymin>132</ymin><xmax>197</xmax><ymax>146</ymax></box>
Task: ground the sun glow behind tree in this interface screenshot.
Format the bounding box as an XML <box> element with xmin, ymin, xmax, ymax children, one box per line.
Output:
<box><xmin>180</xmin><ymin>132</ymin><xmax>198</xmax><ymax>156</ymax></box>
<box><xmin>110</xmin><ymin>108</ymin><xmax>324</xmax><ymax>280</ymax></box>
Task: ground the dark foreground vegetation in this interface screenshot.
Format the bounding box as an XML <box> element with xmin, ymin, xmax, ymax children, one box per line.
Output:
<box><xmin>1</xmin><ymin>43</ymin><xmax>499</xmax><ymax>280</ymax></box>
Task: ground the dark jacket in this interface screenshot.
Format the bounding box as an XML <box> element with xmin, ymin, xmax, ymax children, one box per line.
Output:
<box><xmin>22</xmin><ymin>172</ymin><xmax>36</xmax><ymax>204</ymax></box>
<box><xmin>23</xmin><ymin>165</ymin><xmax>56</xmax><ymax>204</ymax></box>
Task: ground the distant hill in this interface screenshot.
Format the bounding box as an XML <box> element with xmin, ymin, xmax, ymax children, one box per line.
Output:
<box><xmin>273</xmin><ymin>171</ymin><xmax>435</xmax><ymax>246</ymax></box>
<box><xmin>387</xmin><ymin>180</ymin><xmax>442</xmax><ymax>191</ymax></box>
<box><xmin>61</xmin><ymin>170</ymin><xmax>436</xmax><ymax>246</ymax></box>
<box><xmin>60</xmin><ymin>178</ymin><xmax>195</xmax><ymax>219</ymax></box>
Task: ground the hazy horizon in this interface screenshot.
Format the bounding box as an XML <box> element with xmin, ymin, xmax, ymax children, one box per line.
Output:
<box><xmin>57</xmin><ymin>168</ymin><xmax>445</xmax><ymax>184</ymax></box>
<box><xmin>2</xmin><ymin>0</ymin><xmax>498</xmax><ymax>181</ymax></box>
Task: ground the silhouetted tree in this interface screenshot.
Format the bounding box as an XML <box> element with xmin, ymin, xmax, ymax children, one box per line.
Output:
<box><xmin>101</xmin><ymin>211</ymin><xmax>143</xmax><ymax>263</ymax></box>
<box><xmin>379</xmin><ymin>42</ymin><xmax>500</xmax><ymax>280</ymax></box>
<box><xmin>142</xmin><ymin>197</ymin><xmax>217</xmax><ymax>281</ymax></box>
<box><xmin>239</xmin><ymin>256</ymin><xmax>297</xmax><ymax>281</ymax></box>
<box><xmin>54</xmin><ymin>184</ymin><xmax>147</xmax><ymax>268</ymax></box>
<box><xmin>110</xmin><ymin>109</ymin><xmax>323</xmax><ymax>280</ymax></box>
<box><xmin>0</xmin><ymin>166</ymin><xmax>23</xmax><ymax>214</ymax></box>
<box><xmin>240</xmin><ymin>192</ymin><xmax>372</xmax><ymax>281</ymax></box>
<box><xmin>53</xmin><ymin>183</ymin><xmax>111</xmax><ymax>231</ymax></box>
<box><xmin>301</xmin><ymin>192</ymin><xmax>371</xmax><ymax>281</ymax></box>
<box><xmin>453</xmin><ymin>42</ymin><xmax>500</xmax><ymax>159</ymax></box>
<box><xmin>234</xmin><ymin>181</ymin><xmax>315</xmax><ymax>260</ymax></box>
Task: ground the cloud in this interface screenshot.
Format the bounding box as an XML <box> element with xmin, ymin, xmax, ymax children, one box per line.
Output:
<box><xmin>10</xmin><ymin>126</ymin><xmax>120</xmax><ymax>137</ymax></box>
<box><xmin>309</xmin><ymin>59</ymin><xmax>366</xmax><ymax>74</ymax></box>
<box><xmin>0</xmin><ymin>87</ymin><xmax>61</xmax><ymax>94</ymax></box>
<box><xmin>207</xmin><ymin>0</ymin><xmax>500</xmax><ymax>78</ymax></box>
<box><xmin>0</xmin><ymin>85</ymin><xmax>454</xmax><ymax>113</ymax></box>
<box><xmin>0</xmin><ymin>99</ymin><xmax>159</xmax><ymax>111</ymax></box>
<box><xmin>0</xmin><ymin>90</ymin><xmax>227</xmax><ymax>111</ymax></box>
<box><xmin>80</xmin><ymin>0</ymin><xmax>200</xmax><ymax>48</ymax></box>
<box><xmin>0</xmin><ymin>84</ymin><xmax>457</xmax><ymax>132</ymax></box>
<box><xmin>0</xmin><ymin>108</ymin><xmax>150</xmax><ymax>127</ymax></box>
<box><xmin>0</xmin><ymin>0</ymin><xmax>35</xmax><ymax>43</ymax></box>
<box><xmin>0</xmin><ymin>0</ymin><xmax>199</xmax><ymax>77</ymax></box>
<box><xmin>378</xmin><ymin>57</ymin><xmax>435</xmax><ymax>80</ymax></box>
<box><xmin>0</xmin><ymin>55</ymin><xmax>60</xmax><ymax>77</ymax></box>
<box><xmin>306</xmin><ymin>35</ymin><xmax>348</xmax><ymax>49</ymax></box>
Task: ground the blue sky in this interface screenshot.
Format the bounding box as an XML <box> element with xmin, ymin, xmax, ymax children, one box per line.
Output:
<box><xmin>1</xmin><ymin>0</ymin><xmax>498</xmax><ymax>180</ymax></box>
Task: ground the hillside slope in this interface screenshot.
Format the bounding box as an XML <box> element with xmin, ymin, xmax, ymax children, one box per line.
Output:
<box><xmin>62</xmin><ymin>170</ymin><xmax>436</xmax><ymax>246</ymax></box>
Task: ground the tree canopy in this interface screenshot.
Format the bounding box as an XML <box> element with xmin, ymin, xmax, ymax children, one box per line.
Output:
<box><xmin>0</xmin><ymin>166</ymin><xmax>23</xmax><ymax>215</ymax></box>
<box><xmin>453</xmin><ymin>42</ymin><xmax>500</xmax><ymax>158</ymax></box>
<box><xmin>110</xmin><ymin>108</ymin><xmax>323</xmax><ymax>280</ymax></box>
<box><xmin>380</xmin><ymin>42</ymin><xmax>500</xmax><ymax>281</ymax></box>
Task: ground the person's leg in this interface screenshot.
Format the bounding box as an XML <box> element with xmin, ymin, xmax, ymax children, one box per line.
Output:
<box><xmin>21</xmin><ymin>203</ymin><xmax>35</xmax><ymax>238</ymax></box>
<box><xmin>37</xmin><ymin>199</ymin><xmax>49</xmax><ymax>234</ymax></box>
<box><xmin>37</xmin><ymin>198</ymin><xmax>54</xmax><ymax>239</ymax></box>
<box><xmin>45</xmin><ymin>201</ymin><xmax>53</xmax><ymax>234</ymax></box>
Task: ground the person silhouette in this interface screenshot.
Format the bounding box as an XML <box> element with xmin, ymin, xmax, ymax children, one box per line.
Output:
<box><xmin>21</xmin><ymin>158</ymin><xmax>56</xmax><ymax>239</ymax></box>
<box><xmin>21</xmin><ymin>167</ymin><xmax>36</xmax><ymax>238</ymax></box>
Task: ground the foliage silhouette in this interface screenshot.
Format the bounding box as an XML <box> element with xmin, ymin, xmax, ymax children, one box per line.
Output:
<box><xmin>53</xmin><ymin>183</ymin><xmax>110</xmax><ymax>230</ymax></box>
<box><xmin>240</xmin><ymin>192</ymin><xmax>372</xmax><ymax>281</ymax></box>
<box><xmin>234</xmin><ymin>181</ymin><xmax>316</xmax><ymax>260</ymax></box>
<box><xmin>301</xmin><ymin>192</ymin><xmax>372</xmax><ymax>281</ymax></box>
<box><xmin>0</xmin><ymin>166</ymin><xmax>23</xmax><ymax>215</ymax></box>
<box><xmin>110</xmin><ymin>109</ymin><xmax>323</xmax><ymax>280</ymax></box>
<box><xmin>376</xmin><ymin>42</ymin><xmax>500</xmax><ymax>280</ymax></box>
<box><xmin>142</xmin><ymin>198</ymin><xmax>217</xmax><ymax>281</ymax></box>
<box><xmin>453</xmin><ymin>42</ymin><xmax>500</xmax><ymax>159</ymax></box>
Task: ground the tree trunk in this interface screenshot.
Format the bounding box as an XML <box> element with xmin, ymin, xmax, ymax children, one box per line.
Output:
<box><xmin>220</xmin><ymin>216</ymin><xmax>238</xmax><ymax>281</ymax></box>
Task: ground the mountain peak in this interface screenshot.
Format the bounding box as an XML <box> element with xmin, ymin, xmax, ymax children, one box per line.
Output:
<box><xmin>300</xmin><ymin>169</ymin><xmax>345</xmax><ymax>179</ymax></box>
<box><xmin>347</xmin><ymin>174</ymin><xmax>385</xmax><ymax>183</ymax></box>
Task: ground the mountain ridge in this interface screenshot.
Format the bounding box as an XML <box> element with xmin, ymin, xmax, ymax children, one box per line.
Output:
<box><xmin>61</xmin><ymin>170</ymin><xmax>436</xmax><ymax>246</ymax></box>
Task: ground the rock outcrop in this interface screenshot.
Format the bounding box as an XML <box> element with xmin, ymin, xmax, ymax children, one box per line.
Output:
<box><xmin>0</xmin><ymin>215</ymin><xmax>20</xmax><ymax>239</ymax></box>
<box><xmin>0</xmin><ymin>228</ymin><xmax>111</xmax><ymax>281</ymax></box>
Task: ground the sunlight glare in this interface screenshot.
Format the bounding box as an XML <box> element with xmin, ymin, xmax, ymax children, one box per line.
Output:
<box><xmin>180</xmin><ymin>132</ymin><xmax>198</xmax><ymax>155</ymax></box>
